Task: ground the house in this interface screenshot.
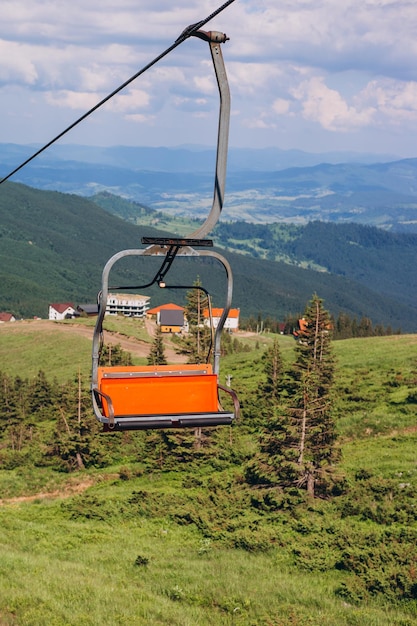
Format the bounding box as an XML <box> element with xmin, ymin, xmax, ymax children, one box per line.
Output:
<box><xmin>147</xmin><ymin>303</ymin><xmax>187</xmax><ymax>331</ymax></box>
<box><xmin>159</xmin><ymin>309</ymin><xmax>185</xmax><ymax>333</ymax></box>
<box><xmin>49</xmin><ymin>303</ymin><xmax>76</xmax><ymax>320</ymax></box>
<box><xmin>106</xmin><ymin>293</ymin><xmax>150</xmax><ymax>318</ymax></box>
<box><xmin>0</xmin><ymin>312</ymin><xmax>16</xmax><ymax>323</ymax></box>
<box><xmin>77</xmin><ymin>304</ymin><xmax>99</xmax><ymax>317</ymax></box>
<box><xmin>203</xmin><ymin>307</ymin><xmax>240</xmax><ymax>332</ymax></box>
<box><xmin>147</xmin><ymin>303</ymin><xmax>185</xmax><ymax>321</ymax></box>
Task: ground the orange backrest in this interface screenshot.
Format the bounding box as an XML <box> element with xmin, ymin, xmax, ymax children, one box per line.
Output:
<box><xmin>97</xmin><ymin>364</ymin><xmax>219</xmax><ymax>416</ymax></box>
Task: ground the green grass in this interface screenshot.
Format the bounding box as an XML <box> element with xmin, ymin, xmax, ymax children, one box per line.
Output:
<box><xmin>0</xmin><ymin>328</ymin><xmax>417</xmax><ymax>624</ymax></box>
<box><xmin>101</xmin><ymin>315</ymin><xmax>151</xmax><ymax>343</ymax></box>
<box><xmin>341</xmin><ymin>432</ymin><xmax>417</xmax><ymax>477</ymax></box>
<box><xmin>333</xmin><ymin>334</ymin><xmax>417</xmax><ymax>439</ymax></box>
<box><xmin>0</xmin><ymin>322</ymin><xmax>92</xmax><ymax>383</ymax></box>
<box><xmin>0</xmin><ymin>316</ymin><xmax>154</xmax><ymax>383</ymax></box>
<box><xmin>0</xmin><ymin>473</ymin><xmax>416</xmax><ymax>626</ymax></box>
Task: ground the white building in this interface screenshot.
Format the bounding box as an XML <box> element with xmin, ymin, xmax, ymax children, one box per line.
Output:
<box><xmin>49</xmin><ymin>303</ymin><xmax>76</xmax><ymax>320</ymax></box>
<box><xmin>106</xmin><ymin>293</ymin><xmax>150</xmax><ymax>318</ymax></box>
<box><xmin>203</xmin><ymin>307</ymin><xmax>240</xmax><ymax>332</ymax></box>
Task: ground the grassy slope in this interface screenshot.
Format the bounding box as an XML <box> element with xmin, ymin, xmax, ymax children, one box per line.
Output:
<box><xmin>0</xmin><ymin>316</ymin><xmax>159</xmax><ymax>383</ymax></box>
<box><xmin>0</xmin><ymin>325</ymin><xmax>416</xmax><ymax>624</ymax></box>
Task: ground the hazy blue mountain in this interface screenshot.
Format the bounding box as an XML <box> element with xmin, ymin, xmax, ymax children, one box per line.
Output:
<box><xmin>1</xmin><ymin>144</ymin><xmax>416</xmax><ymax>233</ymax></box>
<box><xmin>0</xmin><ymin>143</ymin><xmax>398</xmax><ymax>172</ymax></box>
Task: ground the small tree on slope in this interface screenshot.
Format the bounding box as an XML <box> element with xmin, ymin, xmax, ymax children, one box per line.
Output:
<box><xmin>175</xmin><ymin>278</ymin><xmax>211</xmax><ymax>364</ymax></box>
<box><xmin>287</xmin><ymin>294</ymin><xmax>339</xmax><ymax>497</ymax></box>
<box><xmin>147</xmin><ymin>325</ymin><xmax>167</xmax><ymax>366</ymax></box>
<box><xmin>246</xmin><ymin>295</ymin><xmax>341</xmax><ymax>499</ymax></box>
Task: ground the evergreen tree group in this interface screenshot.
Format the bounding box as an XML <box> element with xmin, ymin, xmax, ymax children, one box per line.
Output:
<box><xmin>246</xmin><ymin>294</ymin><xmax>341</xmax><ymax>498</ymax></box>
<box><xmin>147</xmin><ymin>325</ymin><xmax>168</xmax><ymax>366</ymax></box>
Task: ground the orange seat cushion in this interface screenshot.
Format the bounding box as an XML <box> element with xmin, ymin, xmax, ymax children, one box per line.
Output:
<box><xmin>98</xmin><ymin>364</ymin><xmax>218</xmax><ymax>416</ymax></box>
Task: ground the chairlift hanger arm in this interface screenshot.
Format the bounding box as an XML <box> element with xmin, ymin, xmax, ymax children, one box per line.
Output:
<box><xmin>189</xmin><ymin>30</ymin><xmax>231</xmax><ymax>239</ymax></box>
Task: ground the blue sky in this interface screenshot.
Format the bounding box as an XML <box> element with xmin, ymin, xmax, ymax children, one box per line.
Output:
<box><xmin>2</xmin><ymin>0</ymin><xmax>417</xmax><ymax>157</ymax></box>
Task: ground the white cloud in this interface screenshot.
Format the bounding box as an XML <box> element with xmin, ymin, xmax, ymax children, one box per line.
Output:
<box><xmin>193</xmin><ymin>74</ymin><xmax>215</xmax><ymax>95</ymax></box>
<box><xmin>0</xmin><ymin>41</ymin><xmax>38</xmax><ymax>84</ymax></box>
<box><xmin>292</xmin><ymin>76</ymin><xmax>376</xmax><ymax>131</ymax></box>
<box><xmin>45</xmin><ymin>90</ymin><xmax>102</xmax><ymax>111</ymax></box>
<box><xmin>360</xmin><ymin>78</ymin><xmax>417</xmax><ymax>123</ymax></box>
<box><xmin>1</xmin><ymin>0</ymin><xmax>417</xmax><ymax>155</ymax></box>
<box><xmin>228</xmin><ymin>62</ymin><xmax>282</xmax><ymax>96</ymax></box>
<box><xmin>46</xmin><ymin>86</ymin><xmax>151</xmax><ymax>117</ymax></box>
<box><xmin>107</xmin><ymin>88</ymin><xmax>151</xmax><ymax>113</ymax></box>
<box><xmin>243</xmin><ymin>116</ymin><xmax>275</xmax><ymax>130</ymax></box>
<box><xmin>125</xmin><ymin>113</ymin><xmax>156</xmax><ymax>124</ymax></box>
<box><xmin>272</xmin><ymin>98</ymin><xmax>291</xmax><ymax>116</ymax></box>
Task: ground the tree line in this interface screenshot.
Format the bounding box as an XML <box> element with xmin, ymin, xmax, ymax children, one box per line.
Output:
<box><xmin>240</xmin><ymin>311</ymin><xmax>401</xmax><ymax>339</ymax></box>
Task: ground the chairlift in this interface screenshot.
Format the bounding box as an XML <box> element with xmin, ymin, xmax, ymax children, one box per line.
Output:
<box><xmin>91</xmin><ymin>31</ymin><xmax>240</xmax><ymax>431</ymax></box>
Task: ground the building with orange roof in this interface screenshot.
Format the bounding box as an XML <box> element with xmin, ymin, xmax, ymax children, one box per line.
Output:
<box><xmin>146</xmin><ymin>303</ymin><xmax>184</xmax><ymax>318</ymax></box>
<box><xmin>203</xmin><ymin>307</ymin><xmax>240</xmax><ymax>332</ymax></box>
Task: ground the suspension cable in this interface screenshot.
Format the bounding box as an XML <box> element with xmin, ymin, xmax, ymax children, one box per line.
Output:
<box><xmin>0</xmin><ymin>0</ymin><xmax>237</xmax><ymax>185</ymax></box>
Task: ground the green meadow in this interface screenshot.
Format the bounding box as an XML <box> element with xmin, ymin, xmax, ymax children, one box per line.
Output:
<box><xmin>0</xmin><ymin>323</ymin><xmax>416</xmax><ymax>625</ymax></box>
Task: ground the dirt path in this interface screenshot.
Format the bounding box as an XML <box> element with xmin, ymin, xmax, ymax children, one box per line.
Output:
<box><xmin>0</xmin><ymin>477</ymin><xmax>96</xmax><ymax>506</ymax></box>
<box><xmin>0</xmin><ymin>318</ymin><xmax>185</xmax><ymax>363</ymax></box>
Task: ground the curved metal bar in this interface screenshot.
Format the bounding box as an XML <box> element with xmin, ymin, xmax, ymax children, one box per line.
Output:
<box><xmin>91</xmin><ymin>248</ymin><xmax>145</xmax><ymax>394</ymax></box>
<box><xmin>189</xmin><ymin>31</ymin><xmax>230</xmax><ymax>239</ymax></box>
<box><xmin>195</xmin><ymin>250</ymin><xmax>233</xmax><ymax>375</ymax></box>
<box><xmin>218</xmin><ymin>383</ymin><xmax>240</xmax><ymax>420</ymax></box>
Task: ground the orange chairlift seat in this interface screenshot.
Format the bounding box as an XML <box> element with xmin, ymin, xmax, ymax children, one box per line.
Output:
<box><xmin>91</xmin><ymin>30</ymin><xmax>239</xmax><ymax>431</ymax></box>
<box><xmin>95</xmin><ymin>362</ymin><xmax>236</xmax><ymax>431</ymax></box>
<box><xmin>91</xmin><ymin>242</ymin><xmax>240</xmax><ymax>431</ymax></box>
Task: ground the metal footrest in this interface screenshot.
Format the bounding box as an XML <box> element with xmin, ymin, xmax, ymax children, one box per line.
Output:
<box><xmin>141</xmin><ymin>237</ymin><xmax>213</xmax><ymax>247</ymax></box>
<box><xmin>103</xmin><ymin>411</ymin><xmax>234</xmax><ymax>431</ymax></box>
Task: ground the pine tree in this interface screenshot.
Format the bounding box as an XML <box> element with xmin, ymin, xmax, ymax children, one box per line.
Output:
<box><xmin>246</xmin><ymin>295</ymin><xmax>341</xmax><ymax>500</ymax></box>
<box><xmin>99</xmin><ymin>343</ymin><xmax>133</xmax><ymax>366</ymax></box>
<box><xmin>50</xmin><ymin>373</ymin><xmax>108</xmax><ymax>471</ymax></box>
<box><xmin>287</xmin><ymin>294</ymin><xmax>339</xmax><ymax>497</ymax></box>
<box><xmin>245</xmin><ymin>339</ymin><xmax>299</xmax><ymax>487</ymax></box>
<box><xmin>175</xmin><ymin>278</ymin><xmax>212</xmax><ymax>364</ymax></box>
<box><xmin>147</xmin><ymin>325</ymin><xmax>167</xmax><ymax>365</ymax></box>
<box><xmin>260</xmin><ymin>339</ymin><xmax>285</xmax><ymax>401</ymax></box>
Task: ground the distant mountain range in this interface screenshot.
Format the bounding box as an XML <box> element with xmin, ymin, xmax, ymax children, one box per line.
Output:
<box><xmin>1</xmin><ymin>143</ymin><xmax>416</xmax><ymax>233</ymax></box>
<box><xmin>0</xmin><ymin>182</ymin><xmax>416</xmax><ymax>332</ymax></box>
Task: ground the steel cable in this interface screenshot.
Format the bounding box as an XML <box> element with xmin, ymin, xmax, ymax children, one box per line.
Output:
<box><xmin>0</xmin><ymin>0</ymin><xmax>237</xmax><ymax>185</ymax></box>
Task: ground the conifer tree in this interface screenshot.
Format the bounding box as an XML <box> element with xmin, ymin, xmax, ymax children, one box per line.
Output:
<box><xmin>260</xmin><ymin>339</ymin><xmax>285</xmax><ymax>401</ymax></box>
<box><xmin>51</xmin><ymin>373</ymin><xmax>108</xmax><ymax>471</ymax></box>
<box><xmin>147</xmin><ymin>325</ymin><xmax>167</xmax><ymax>365</ymax></box>
<box><xmin>175</xmin><ymin>278</ymin><xmax>212</xmax><ymax>364</ymax></box>
<box><xmin>99</xmin><ymin>343</ymin><xmax>133</xmax><ymax>366</ymax></box>
<box><xmin>246</xmin><ymin>295</ymin><xmax>341</xmax><ymax>499</ymax></box>
<box><xmin>287</xmin><ymin>294</ymin><xmax>339</xmax><ymax>497</ymax></box>
<box><xmin>245</xmin><ymin>338</ymin><xmax>299</xmax><ymax>487</ymax></box>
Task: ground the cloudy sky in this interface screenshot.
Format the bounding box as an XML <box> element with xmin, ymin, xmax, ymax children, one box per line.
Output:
<box><xmin>2</xmin><ymin>0</ymin><xmax>417</xmax><ymax>157</ymax></box>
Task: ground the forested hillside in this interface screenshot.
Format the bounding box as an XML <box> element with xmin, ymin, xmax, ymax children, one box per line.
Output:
<box><xmin>0</xmin><ymin>182</ymin><xmax>416</xmax><ymax>331</ymax></box>
<box><xmin>92</xmin><ymin>191</ymin><xmax>417</xmax><ymax>329</ymax></box>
